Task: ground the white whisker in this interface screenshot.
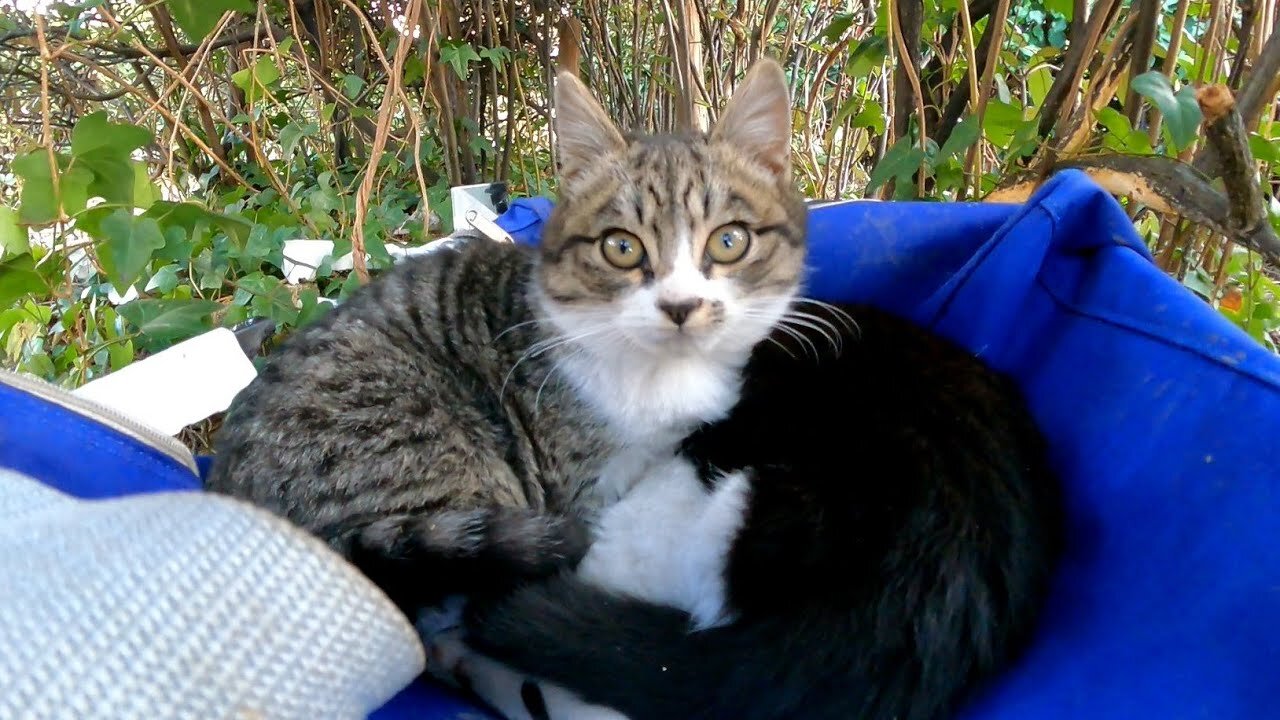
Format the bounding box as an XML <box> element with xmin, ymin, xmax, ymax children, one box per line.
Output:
<box><xmin>791</xmin><ymin>297</ymin><xmax>860</xmax><ymax>336</ymax></box>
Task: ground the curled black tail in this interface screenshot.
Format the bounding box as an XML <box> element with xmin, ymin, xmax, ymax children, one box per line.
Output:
<box><xmin>341</xmin><ymin>508</ymin><xmax>591</xmax><ymax>615</ymax></box>
<box><xmin>462</xmin><ymin>574</ymin><xmax>893</xmax><ymax>720</ymax></box>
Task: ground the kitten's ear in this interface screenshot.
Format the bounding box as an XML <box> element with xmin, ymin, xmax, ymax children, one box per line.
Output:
<box><xmin>554</xmin><ymin>71</ymin><xmax>626</xmax><ymax>182</ymax></box>
<box><xmin>711</xmin><ymin>59</ymin><xmax>792</xmax><ymax>179</ymax></box>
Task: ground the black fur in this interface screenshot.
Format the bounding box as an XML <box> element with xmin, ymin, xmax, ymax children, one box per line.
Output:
<box><xmin>463</xmin><ymin>301</ymin><xmax>1065</xmax><ymax>720</ymax></box>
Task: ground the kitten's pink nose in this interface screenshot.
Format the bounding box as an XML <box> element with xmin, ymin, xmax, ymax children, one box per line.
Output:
<box><xmin>658</xmin><ymin>298</ymin><xmax>704</xmax><ymax>326</ymax></box>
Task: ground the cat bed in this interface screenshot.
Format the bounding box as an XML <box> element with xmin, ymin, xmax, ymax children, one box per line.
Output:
<box><xmin>1</xmin><ymin>168</ymin><xmax>1277</xmax><ymax>719</ymax></box>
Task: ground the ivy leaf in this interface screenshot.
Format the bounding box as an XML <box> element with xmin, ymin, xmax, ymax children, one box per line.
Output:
<box><xmin>341</xmin><ymin>73</ymin><xmax>365</xmax><ymax>99</ymax></box>
<box><xmin>1130</xmin><ymin>71</ymin><xmax>1202</xmax><ymax>152</ymax></box>
<box><xmin>97</xmin><ymin>209</ymin><xmax>166</xmax><ymax>291</ymax></box>
<box><xmin>145</xmin><ymin>264</ymin><xmax>181</xmax><ymax>294</ymax></box>
<box><xmin>142</xmin><ymin>200</ymin><xmax>252</xmax><ymax>247</ymax></box>
<box><xmin>0</xmin><ymin>253</ymin><xmax>48</xmax><ymax>310</ymax></box>
<box><xmin>164</xmin><ymin>0</ymin><xmax>254</xmax><ymax>41</ymax></box>
<box><xmin>0</xmin><ymin>207</ymin><xmax>30</xmax><ymax>261</ymax></box>
<box><xmin>478</xmin><ymin>46</ymin><xmax>512</xmax><ymax>64</ymax></box>
<box><xmin>131</xmin><ymin>161</ymin><xmax>158</xmax><ymax>209</ymax></box>
<box><xmin>117</xmin><ymin>298</ymin><xmax>220</xmax><ymax>344</ymax></box>
<box><xmin>70</xmin><ymin>111</ymin><xmax>150</xmax><ymax>158</ymax></box>
<box><xmin>439</xmin><ymin>40</ymin><xmax>481</xmax><ymax>80</ymax></box>
<box><xmin>296</xmin><ymin>288</ymin><xmax>332</xmax><ymax>328</ymax></box>
<box><xmin>78</xmin><ymin>149</ymin><xmax>137</xmax><ymax>206</ymax></box>
<box><xmin>867</xmin><ymin>136</ymin><xmax>925</xmax><ymax>194</ymax></box>
<box><xmin>13</xmin><ymin>151</ymin><xmax>59</xmax><ymax>225</ymax></box>
<box><xmin>939</xmin><ymin>115</ymin><xmax>981</xmax><ymax>160</ymax></box>
<box><xmin>403</xmin><ymin>54</ymin><xmax>425</xmax><ymax>86</ymax></box>
<box><xmin>240</xmin><ymin>272</ymin><xmax>299</xmax><ymax>326</ymax></box>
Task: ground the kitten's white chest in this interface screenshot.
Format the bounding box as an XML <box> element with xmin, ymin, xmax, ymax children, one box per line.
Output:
<box><xmin>578</xmin><ymin>457</ymin><xmax>750</xmax><ymax>630</ymax></box>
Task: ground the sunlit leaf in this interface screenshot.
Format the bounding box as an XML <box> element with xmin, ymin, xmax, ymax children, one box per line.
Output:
<box><xmin>0</xmin><ymin>207</ymin><xmax>30</xmax><ymax>261</ymax></box>
<box><xmin>70</xmin><ymin>111</ymin><xmax>150</xmax><ymax>158</ymax></box>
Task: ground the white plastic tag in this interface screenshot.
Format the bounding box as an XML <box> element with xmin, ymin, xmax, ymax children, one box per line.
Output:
<box><xmin>73</xmin><ymin>328</ymin><xmax>258</xmax><ymax>436</ymax></box>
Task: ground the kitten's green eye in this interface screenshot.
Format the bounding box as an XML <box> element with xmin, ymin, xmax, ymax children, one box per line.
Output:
<box><xmin>601</xmin><ymin>231</ymin><xmax>645</xmax><ymax>269</ymax></box>
<box><xmin>706</xmin><ymin>224</ymin><xmax>751</xmax><ymax>264</ymax></box>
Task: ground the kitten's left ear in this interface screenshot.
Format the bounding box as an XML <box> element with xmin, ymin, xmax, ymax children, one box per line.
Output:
<box><xmin>710</xmin><ymin>58</ymin><xmax>792</xmax><ymax>180</ymax></box>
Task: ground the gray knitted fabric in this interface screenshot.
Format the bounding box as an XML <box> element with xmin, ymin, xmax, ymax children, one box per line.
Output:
<box><xmin>0</xmin><ymin>468</ymin><xmax>425</xmax><ymax>720</ymax></box>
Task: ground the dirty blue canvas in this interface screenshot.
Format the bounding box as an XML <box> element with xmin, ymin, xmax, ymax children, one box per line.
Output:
<box><xmin>2</xmin><ymin>169</ymin><xmax>1276</xmax><ymax>719</ymax></box>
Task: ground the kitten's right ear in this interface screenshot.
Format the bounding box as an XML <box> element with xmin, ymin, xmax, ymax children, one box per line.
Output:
<box><xmin>553</xmin><ymin>71</ymin><xmax>626</xmax><ymax>182</ymax></box>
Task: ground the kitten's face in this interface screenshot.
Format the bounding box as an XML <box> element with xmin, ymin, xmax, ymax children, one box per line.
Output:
<box><xmin>537</xmin><ymin>60</ymin><xmax>806</xmax><ymax>361</ymax></box>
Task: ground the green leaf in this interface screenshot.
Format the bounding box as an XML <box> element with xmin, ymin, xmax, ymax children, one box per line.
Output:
<box><xmin>0</xmin><ymin>254</ymin><xmax>48</xmax><ymax>310</ymax></box>
<box><xmin>131</xmin><ymin>161</ymin><xmax>158</xmax><ymax>209</ymax></box>
<box><xmin>231</xmin><ymin>55</ymin><xmax>281</xmax><ymax>103</ymax></box>
<box><xmin>142</xmin><ymin>200</ymin><xmax>253</xmax><ymax>247</ymax></box>
<box><xmin>78</xmin><ymin>149</ymin><xmax>137</xmax><ymax>206</ymax></box>
<box><xmin>145</xmin><ymin>264</ymin><xmax>181</xmax><ymax>294</ymax></box>
<box><xmin>240</xmin><ymin>272</ymin><xmax>299</xmax><ymax>325</ymax></box>
<box><xmin>296</xmin><ymin>288</ymin><xmax>331</xmax><ymax>328</ymax></box>
<box><xmin>478</xmin><ymin>46</ymin><xmax>512</xmax><ymax>64</ymax></box>
<box><xmin>341</xmin><ymin>73</ymin><xmax>365</xmax><ymax>99</ymax></box>
<box><xmin>70</xmin><ymin>111</ymin><xmax>150</xmax><ymax>158</ymax></box>
<box><xmin>819</xmin><ymin>13</ymin><xmax>855</xmax><ymax>43</ymax></box>
<box><xmin>982</xmin><ymin>101</ymin><xmax>1025</xmax><ymax>148</ymax></box>
<box><xmin>107</xmin><ymin>338</ymin><xmax>134</xmax><ymax>371</ymax></box>
<box><xmin>59</xmin><ymin>164</ymin><xmax>94</xmax><ymax>217</ymax></box>
<box><xmin>403</xmin><ymin>54</ymin><xmax>425</xmax><ymax>86</ymax></box>
<box><xmin>279</xmin><ymin>121</ymin><xmax>318</xmax><ymax>160</ymax></box>
<box><xmin>867</xmin><ymin>137</ymin><xmax>925</xmax><ymax>194</ymax></box>
<box><xmin>1248</xmin><ymin>133</ymin><xmax>1280</xmax><ymax>164</ymax></box>
<box><xmin>439</xmin><ymin>40</ymin><xmax>481</xmax><ymax>80</ymax></box>
<box><xmin>1044</xmin><ymin>0</ymin><xmax>1074</xmax><ymax>19</ymax></box>
<box><xmin>1027</xmin><ymin>66</ymin><xmax>1053</xmax><ymax>107</ymax></box>
<box><xmin>13</xmin><ymin>151</ymin><xmax>60</xmax><ymax>225</ymax></box>
<box><xmin>97</xmin><ymin>210</ymin><xmax>166</xmax><ymax>291</ymax></box>
<box><xmin>845</xmin><ymin>36</ymin><xmax>888</xmax><ymax>78</ymax></box>
<box><xmin>1130</xmin><ymin>71</ymin><xmax>1202</xmax><ymax>151</ymax></box>
<box><xmin>993</xmin><ymin>73</ymin><xmax>1012</xmax><ymax>104</ymax></box>
<box><xmin>164</xmin><ymin>0</ymin><xmax>255</xmax><ymax>41</ymax></box>
<box><xmin>0</xmin><ymin>207</ymin><xmax>29</xmax><ymax>261</ymax></box>
<box><xmin>117</xmin><ymin>298</ymin><xmax>220</xmax><ymax>343</ymax></box>
<box><xmin>939</xmin><ymin>115</ymin><xmax>981</xmax><ymax>160</ymax></box>
<box><xmin>851</xmin><ymin>101</ymin><xmax>886</xmax><ymax>134</ymax></box>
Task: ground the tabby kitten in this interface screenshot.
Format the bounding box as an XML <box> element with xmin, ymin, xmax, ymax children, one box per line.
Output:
<box><xmin>448</xmin><ymin>300</ymin><xmax>1065</xmax><ymax>720</ymax></box>
<box><xmin>204</xmin><ymin>59</ymin><xmax>807</xmax><ymax>615</ymax></box>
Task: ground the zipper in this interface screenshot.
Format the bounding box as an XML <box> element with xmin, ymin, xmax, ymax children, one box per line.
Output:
<box><xmin>0</xmin><ymin>370</ymin><xmax>199</xmax><ymax>474</ymax></box>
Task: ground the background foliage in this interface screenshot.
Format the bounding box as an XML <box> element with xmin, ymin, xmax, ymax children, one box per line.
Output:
<box><xmin>1</xmin><ymin>0</ymin><xmax>1278</xmax><ymax>399</ymax></box>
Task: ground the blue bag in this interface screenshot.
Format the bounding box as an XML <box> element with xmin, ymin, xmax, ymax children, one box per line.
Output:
<box><xmin>3</xmin><ymin>169</ymin><xmax>1276</xmax><ymax>719</ymax></box>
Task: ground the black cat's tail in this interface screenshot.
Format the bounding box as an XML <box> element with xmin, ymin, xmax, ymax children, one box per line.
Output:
<box><xmin>338</xmin><ymin>508</ymin><xmax>591</xmax><ymax>613</ymax></box>
<box><xmin>462</xmin><ymin>574</ymin><xmax>905</xmax><ymax>720</ymax></box>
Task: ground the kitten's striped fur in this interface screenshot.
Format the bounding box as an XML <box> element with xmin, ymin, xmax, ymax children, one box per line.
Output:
<box><xmin>204</xmin><ymin>59</ymin><xmax>805</xmax><ymax>618</ymax></box>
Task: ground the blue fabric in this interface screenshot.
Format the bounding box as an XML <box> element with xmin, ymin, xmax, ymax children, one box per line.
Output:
<box><xmin>3</xmin><ymin>168</ymin><xmax>1276</xmax><ymax>718</ymax></box>
<box><xmin>0</xmin><ymin>380</ymin><xmax>201</xmax><ymax>498</ymax></box>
